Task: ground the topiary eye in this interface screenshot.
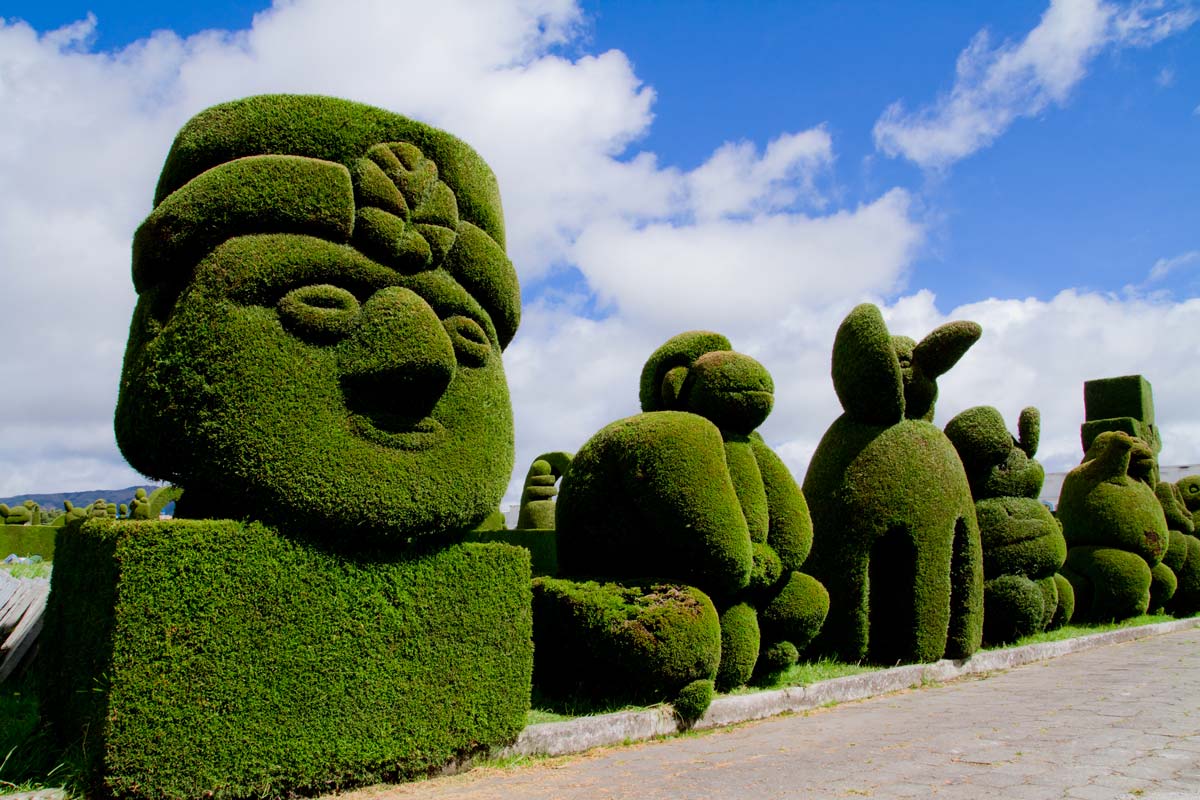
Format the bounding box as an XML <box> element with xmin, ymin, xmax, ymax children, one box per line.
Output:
<box><xmin>278</xmin><ymin>284</ymin><xmax>361</xmax><ymax>341</ymax></box>
<box><xmin>443</xmin><ymin>315</ymin><xmax>490</xmax><ymax>367</ymax></box>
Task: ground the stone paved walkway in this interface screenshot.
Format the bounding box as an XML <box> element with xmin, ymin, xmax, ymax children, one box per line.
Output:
<box><xmin>339</xmin><ymin>628</ymin><xmax>1200</xmax><ymax>800</ymax></box>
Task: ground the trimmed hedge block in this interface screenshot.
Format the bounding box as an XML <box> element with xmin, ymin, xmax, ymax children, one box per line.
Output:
<box><xmin>40</xmin><ymin>519</ymin><xmax>532</xmax><ymax>800</ymax></box>
<box><xmin>466</xmin><ymin>528</ymin><xmax>558</xmax><ymax>577</ymax></box>
<box><xmin>0</xmin><ymin>524</ymin><xmax>56</xmax><ymax>560</ymax></box>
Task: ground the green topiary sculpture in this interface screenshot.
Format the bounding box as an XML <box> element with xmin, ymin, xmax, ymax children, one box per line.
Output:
<box><xmin>550</xmin><ymin>330</ymin><xmax>828</xmax><ymax>708</ymax></box>
<box><xmin>40</xmin><ymin>95</ymin><xmax>532</xmax><ymax>799</ymax></box>
<box><xmin>516</xmin><ymin>452</ymin><xmax>572</xmax><ymax>530</ymax></box>
<box><xmin>803</xmin><ymin>303</ymin><xmax>984</xmax><ymax>664</ymax></box>
<box><xmin>944</xmin><ymin>406</ymin><xmax>1070</xmax><ymax>643</ymax></box>
<box><xmin>1058</xmin><ymin>431</ymin><xmax>1168</xmax><ymax>621</ymax></box>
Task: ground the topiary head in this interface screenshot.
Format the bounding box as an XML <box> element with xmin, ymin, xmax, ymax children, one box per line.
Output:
<box><xmin>1177</xmin><ymin>476</ymin><xmax>1200</xmax><ymax>515</ymax></box>
<box><xmin>639</xmin><ymin>331</ymin><xmax>773</xmax><ymax>435</ymax></box>
<box><xmin>831</xmin><ymin>303</ymin><xmax>981</xmax><ymax>424</ymax></box>
<box><xmin>945</xmin><ymin>406</ymin><xmax>1045</xmax><ymax>499</ymax></box>
<box><xmin>114</xmin><ymin>95</ymin><xmax>520</xmax><ymax>545</ymax></box>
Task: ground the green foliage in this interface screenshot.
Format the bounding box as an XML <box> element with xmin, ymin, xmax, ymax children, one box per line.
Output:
<box><xmin>466</xmin><ymin>528</ymin><xmax>558</xmax><ymax>577</ymax></box>
<box><xmin>0</xmin><ymin>524</ymin><xmax>56</xmax><ymax>560</ymax></box>
<box><xmin>556</xmin><ymin>330</ymin><xmax>825</xmax><ymax>694</ymax></box>
<box><xmin>945</xmin><ymin>406</ymin><xmax>1046</xmax><ymax>499</ymax></box>
<box><xmin>516</xmin><ymin>452</ymin><xmax>572</xmax><ymax>531</ymax></box>
<box><xmin>672</xmin><ymin>679</ymin><xmax>714</xmax><ymax>726</ymax></box>
<box><xmin>982</xmin><ymin>574</ymin><xmax>1046</xmax><ymax>645</ymax></box>
<box><xmin>638</xmin><ymin>331</ymin><xmax>732</xmax><ymax>413</ymax></box>
<box><xmin>754</xmin><ymin>640</ymin><xmax>799</xmax><ymax>679</ymax></box>
<box><xmin>805</xmin><ymin>304</ymin><xmax>983</xmax><ymax>665</ymax></box>
<box><xmin>531</xmin><ymin>578</ymin><xmax>720</xmax><ymax>706</ymax></box>
<box><xmin>1163</xmin><ymin>531</ymin><xmax>1200</xmax><ymax>615</ymax></box>
<box><xmin>975</xmin><ymin>497</ymin><xmax>1065</xmax><ymax>578</ymax></box>
<box><xmin>40</xmin><ymin>518</ymin><xmax>532</xmax><ymax>799</ymax></box>
<box><xmin>1058</xmin><ymin>431</ymin><xmax>1168</xmax><ymax>566</ymax></box>
<box><xmin>1049</xmin><ymin>572</ymin><xmax>1075</xmax><ymax>630</ymax></box>
<box><xmin>715</xmin><ymin>602</ymin><xmax>759</xmax><ymax>692</ymax></box>
<box><xmin>1149</xmin><ymin>561</ymin><xmax>1178</xmax><ymax>613</ymax></box>
<box><xmin>1081</xmin><ymin>374</ymin><xmax>1160</xmax><ymax>455</ymax></box>
<box><xmin>1178</xmin><ymin>475</ymin><xmax>1200</xmax><ymax>515</ymax></box>
<box><xmin>1062</xmin><ymin>545</ymin><xmax>1152</xmax><ymax>622</ymax></box>
<box><xmin>759</xmin><ymin>570</ymin><xmax>829</xmax><ymax>654</ymax></box>
<box><xmin>1156</xmin><ymin>481</ymin><xmax>1194</xmax><ymax>535</ymax></box>
<box><xmin>116</xmin><ymin>96</ymin><xmax>520</xmax><ymax>544</ymax></box>
<box><xmin>557</xmin><ymin>411</ymin><xmax>753</xmax><ymax>596</ymax></box>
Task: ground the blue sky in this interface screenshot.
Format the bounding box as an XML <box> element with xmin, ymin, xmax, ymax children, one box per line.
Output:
<box><xmin>0</xmin><ymin>0</ymin><xmax>1197</xmax><ymax>501</ymax></box>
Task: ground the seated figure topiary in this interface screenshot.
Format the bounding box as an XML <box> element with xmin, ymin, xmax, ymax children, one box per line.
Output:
<box><xmin>944</xmin><ymin>406</ymin><xmax>1070</xmax><ymax>644</ymax></box>
<box><xmin>40</xmin><ymin>95</ymin><xmax>531</xmax><ymax>799</ymax></box>
<box><xmin>802</xmin><ymin>303</ymin><xmax>984</xmax><ymax>664</ymax></box>
<box><xmin>550</xmin><ymin>331</ymin><xmax>828</xmax><ymax>706</ymax></box>
<box><xmin>516</xmin><ymin>451</ymin><xmax>572</xmax><ymax>530</ymax></box>
<box><xmin>1058</xmin><ymin>431</ymin><xmax>1168</xmax><ymax>621</ymax></box>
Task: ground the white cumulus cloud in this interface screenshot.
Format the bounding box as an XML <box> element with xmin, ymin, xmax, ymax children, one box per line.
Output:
<box><xmin>873</xmin><ymin>0</ymin><xmax>1198</xmax><ymax>169</ymax></box>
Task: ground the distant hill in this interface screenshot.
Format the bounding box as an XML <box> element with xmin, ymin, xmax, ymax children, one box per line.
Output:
<box><xmin>0</xmin><ymin>485</ymin><xmax>163</xmax><ymax>514</ymax></box>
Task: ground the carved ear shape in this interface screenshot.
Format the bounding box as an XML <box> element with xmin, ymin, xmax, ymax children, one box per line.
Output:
<box><xmin>912</xmin><ymin>320</ymin><xmax>981</xmax><ymax>378</ymax></box>
<box><xmin>661</xmin><ymin>366</ymin><xmax>690</xmax><ymax>409</ymax></box>
<box><xmin>831</xmin><ymin>303</ymin><xmax>903</xmax><ymax>424</ymax></box>
<box><xmin>1018</xmin><ymin>406</ymin><xmax>1040</xmax><ymax>458</ymax></box>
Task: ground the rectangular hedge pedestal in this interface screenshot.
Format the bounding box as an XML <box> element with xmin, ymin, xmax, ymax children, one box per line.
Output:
<box><xmin>40</xmin><ymin>519</ymin><xmax>532</xmax><ymax>800</ymax></box>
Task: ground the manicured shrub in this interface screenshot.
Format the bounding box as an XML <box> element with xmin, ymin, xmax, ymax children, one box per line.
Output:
<box><xmin>115</xmin><ymin>95</ymin><xmax>520</xmax><ymax>543</ymax></box>
<box><xmin>554</xmin><ymin>331</ymin><xmax>826</xmax><ymax>693</ymax></box>
<box><xmin>945</xmin><ymin>405</ymin><xmax>1070</xmax><ymax>643</ymax></box>
<box><xmin>1163</xmin><ymin>529</ymin><xmax>1200</xmax><ymax>616</ymax></box>
<box><xmin>531</xmin><ymin>577</ymin><xmax>720</xmax><ymax>707</ymax></box>
<box><xmin>1050</xmin><ymin>573</ymin><xmax>1075</xmax><ymax>629</ymax></box>
<box><xmin>0</xmin><ymin>524</ymin><xmax>56</xmax><ymax>560</ymax></box>
<box><xmin>1177</xmin><ymin>475</ymin><xmax>1200</xmax><ymax>519</ymax></box>
<box><xmin>1080</xmin><ymin>375</ymin><xmax>1160</xmax><ymax>456</ymax></box>
<box><xmin>1149</xmin><ymin>561</ymin><xmax>1178</xmax><ymax>613</ymax></box>
<box><xmin>1062</xmin><ymin>545</ymin><xmax>1151</xmax><ymax>622</ymax></box>
<box><xmin>673</xmin><ymin>679</ymin><xmax>715</xmax><ymax>726</ymax></box>
<box><xmin>803</xmin><ymin>303</ymin><xmax>983</xmax><ymax>664</ymax></box>
<box><xmin>715</xmin><ymin>602</ymin><xmax>760</xmax><ymax>692</ymax></box>
<box><xmin>515</xmin><ymin>451</ymin><xmax>572</xmax><ymax>530</ymax></box>
<box><xmin>982</xmin><ymin>574</ymin><xmax>1045</xmax><ymax>644</ymax></box>
<box><xmin>42</xmin><ymin>95</ymin><xmax>532</xmax><ymax>799</ymax></box>
<box><xmin>41</xmin><ymin>519</ymin><xmax>532</xmax><ymax>800</ymax></box>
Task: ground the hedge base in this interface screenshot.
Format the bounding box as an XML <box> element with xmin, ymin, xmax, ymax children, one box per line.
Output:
<box><xmin>40</xmin><ymin>519</ymin><xmax>532</xmax><ymax>800</ymax></box>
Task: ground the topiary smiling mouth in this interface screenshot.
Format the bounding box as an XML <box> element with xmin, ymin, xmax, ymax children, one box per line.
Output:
<box><xmin>346</xmin><ymin>409</ymin><xmax>445</xmax><ymax>450</ymax></box>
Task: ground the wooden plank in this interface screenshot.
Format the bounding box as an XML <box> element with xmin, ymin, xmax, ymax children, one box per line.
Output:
<box><xmin>0</xmin><ymin>580</ymin><xmax>49</xmax><ymax>683</ymax></box>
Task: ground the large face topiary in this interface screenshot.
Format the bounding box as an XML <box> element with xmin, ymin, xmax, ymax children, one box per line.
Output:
<box><xmin>115</xmin><ymin>96</ymin><xmax>520</xmax><ymax>545</ymax></box>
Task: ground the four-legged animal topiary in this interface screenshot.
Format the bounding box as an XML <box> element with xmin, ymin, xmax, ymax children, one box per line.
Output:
<box><xmin>803</xmin><ymin>303</ymin><xmax>984</xmax><ymax>665</ymax></box>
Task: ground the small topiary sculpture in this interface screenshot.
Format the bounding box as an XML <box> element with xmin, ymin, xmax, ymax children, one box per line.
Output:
<box><xmin>516</xmin><ymin>452</ymin><xmax>572</xmax><ymax>530</ymax></box>
<box><xmin>1178</xmin><ymin>475</ymin><xmax>1200</xmax><ymax>522</ymax></box>
<box><xmin>550</xmin><ymin>330</ymin><xmax>828</xmax><ymax>709</ymax></box>
<box><xmin>944</xmin><ymin>406</ymin><xmax>1070</xmax><ymax>644</ymax></box>
<box><xmin>803</xmin><ymin>303</ymin><xmax>984</xmax><ymax>664</ymax></box>
<box><xmin>1058</xmin><ymin>431</ymin><xmax>1168</xmax><ymax>621</ymax></box>
<box><xmin>0</xmin><ymin>501</ymin><xmax>36</xmax><ymax>526</ymax></box>
<box><xmin>41</xmin><ymin>95</ymin><xmax>532</xmax><ymax>799</ymax></box>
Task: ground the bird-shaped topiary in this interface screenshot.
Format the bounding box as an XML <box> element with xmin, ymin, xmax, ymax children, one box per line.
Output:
<box><xmin>548</xmin><ymin>330</ymin><xmax>828</xmax><ymax>711</ymax></box>
<box><xmin>944</xmin><ymin>406</ymin><xmax>1071</xmax><ymax>644</ymax></box>
<box><xmin>802</xmin><ymin>303</ymin><xmax>984</xmax><ymax>665</ymax></box>
<box><xmin>1058</xmin><ymin>431</ymin><xmax>1168</xmax><ymax>621</ymax></box>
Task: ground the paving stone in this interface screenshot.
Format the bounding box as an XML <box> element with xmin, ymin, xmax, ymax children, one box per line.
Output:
<box><xmin>343</xmin><ymin>627</ymin><xmax>1200</xmax><ymax>800</ymax></box>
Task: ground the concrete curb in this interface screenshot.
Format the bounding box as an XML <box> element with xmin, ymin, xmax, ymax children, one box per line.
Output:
<box><xmin>500</xmin><ymin>617</ymin><xmax>1200</xmax><ymax>759</ymax></box>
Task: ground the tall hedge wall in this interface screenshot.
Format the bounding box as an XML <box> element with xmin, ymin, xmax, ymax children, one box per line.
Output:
<box><xmin>40</xmin><ymin>519</ymin><xmax>532</xmax><ymax>800</ymax></box>
<box><xmin>0</xmin><ymin>524</ymin><xmax>56</xmax><ymax>560</ymax></box>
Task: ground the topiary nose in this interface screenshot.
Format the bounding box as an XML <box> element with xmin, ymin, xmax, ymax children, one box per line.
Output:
<box><xmin>338</xmin><ymin>286</ymin><xmax>456</xmax><ymax>420</ymax></box>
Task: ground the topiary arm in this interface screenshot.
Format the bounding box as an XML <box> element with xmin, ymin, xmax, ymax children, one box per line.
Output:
<box><xmin>749</xmin><ymin>433</ymin><xmax>813</xmax><ymax>574</ymax></box>
<box><xmin>830</xmin><ymin>303</ymin><xmax>903</xmax><ymax>425</ymax></box>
